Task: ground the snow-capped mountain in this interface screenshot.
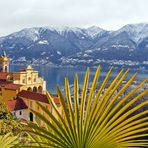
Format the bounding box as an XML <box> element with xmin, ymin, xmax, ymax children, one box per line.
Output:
<box><xmin>113</xmin><ymin>23</ymin><xmax>148</xmax><ymax>43</ymax></box>
<box><xmin>83</xmin><ymin>26</ymin><xmax>106</xmax><ymax>38</ymax></box>
<box><xmin>0</xmin><ymin>23</ymin><xmax>148</xmax><ymax>67</ymax></box>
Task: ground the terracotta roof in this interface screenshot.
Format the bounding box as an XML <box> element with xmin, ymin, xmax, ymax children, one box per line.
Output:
<box><xmin>0</xmin><ymin>72</ymin><xmax>13</xmax><ymax>80</ymax></box>
<box><xmin>51</xmin><ymin>95</ymin><xmax>60</xmax><ymax>105</ymax></box>
<box><xmin>0</xmin><ymin>80</ymin><xmax>12</xmax><ymax>86</ymax></box>
<box><xmin>19</xmin><ymin>68</ymin><xmax>26</xmax><ymax>72</ymax></box>
<box><xmin>18</xmin><ymin>90</ymin><xmax>60</xmax><ymax>105</ymax></box>
<box><xmin>7</xmin><ymin>98</ymin><xmax>28</xmax><ymax>111</ymax></box>
<box><xmin>4</xmin><ymin>83</ymin><xmax>23</xmax><ymax>90</ymax></box>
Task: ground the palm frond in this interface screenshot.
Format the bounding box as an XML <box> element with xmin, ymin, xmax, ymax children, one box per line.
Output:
<box><xmin>0</xmin><ymin>133</ymin><xmax>18</xmax><ymax>148</ymax></box>
<box><xmin>24</xmin><ymin>67</ymin><xmax>148</xmax><ymax>148</ymax></box>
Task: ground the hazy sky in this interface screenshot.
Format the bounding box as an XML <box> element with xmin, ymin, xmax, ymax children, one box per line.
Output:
<box><xmin>0</xmin><ymin>0</ymin><xmax>148</xmax><ymax>36</ymax></box>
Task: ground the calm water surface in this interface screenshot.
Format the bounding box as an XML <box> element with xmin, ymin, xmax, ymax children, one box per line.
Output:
<box><xmin>10</xmin><ymin>65</ymin><xmax>148</xmax><ymax>93</ymax></box>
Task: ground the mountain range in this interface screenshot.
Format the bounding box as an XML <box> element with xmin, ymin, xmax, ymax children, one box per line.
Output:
<box><xmin>0</xmin><ymin>23</ymin><xmax>148</xmax><ymax>68</ymax></box>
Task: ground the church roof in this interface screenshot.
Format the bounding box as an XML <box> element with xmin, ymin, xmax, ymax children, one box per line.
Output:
<box><xmin>18</xmin><ymin>90</ymin><xmax>60</xmax><ymax>105</ymax></box>
<box><xmin>0</xmin><ymin>72</ymin><xmax>13</xmax><ymax>80</ymax></box>
<box><xmin>0</xmin><ymin>79</ymin><xmax>23</xmax><ymax>90</ymax></box>
<box><xmin>0</xmin><ymin>80</ymin><xmax>12</xmax><ymax>85</ymax></box>
<box><xmin>4</xmin><ymin>83</ymin><xmax>23</xmax><ymax>90</ymax></box>
<box><xmin>19</xmin><ymin>68</ymin><xmax>27</xmax><ymax>72</ymax></box>
<box><xmin>7</xmin><ymin>98</ymin><xmax>28</xmax><ymax>111</ymax></box>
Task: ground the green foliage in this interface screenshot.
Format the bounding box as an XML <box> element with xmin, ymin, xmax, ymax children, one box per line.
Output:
<box><xmin>24</xmin><ymin>67</ymin><xmax>148</xmax><ymax>148</ymax></box>
<box><xmin>0</xmin><ymin>133</ymin><xmax>19</xmax><ymax>148</ymax></box>
<box><xmin>0</xmin><ymin>99</ymin><xmax>21</xmax><ymax>135</ymax></box>
<box><xmin>0</xmin><ymin>98</ymin><xmax>9</xmax><ymax>119</ymax></box>
<box><xmin>0</xmin><ymin>95</ymin><xmax>25</xmax><ymax>147</ymax></box>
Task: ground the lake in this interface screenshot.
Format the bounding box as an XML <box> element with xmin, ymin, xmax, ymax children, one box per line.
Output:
<box><xmin>10</xmin><ymin>65</ymin><xmax>148</xmax><ymax>93</ymax></box>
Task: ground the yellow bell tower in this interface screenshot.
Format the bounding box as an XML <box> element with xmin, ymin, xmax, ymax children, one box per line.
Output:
<box><xmin>0</xmin><ymin>49</ymin><xmax>9</xmax><ymax>72</ymax></box>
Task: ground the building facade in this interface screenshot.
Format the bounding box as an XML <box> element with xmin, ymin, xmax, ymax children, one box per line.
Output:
<box><xmin>0</xmin><ymin>59</ymin><xmax>46</xmax><ymax>101</ymax></box>
<box><xmin>0</xmin><ymin>49</ymin><xmax>9</xmax><ymax>72</ymax></box>
<box><xmin>7</xmin><ymin>90</ymin><xmax>61</xmax><ymax>126</ymax></box>
<box><xmin>0</xmin><ymin>49</ymin><xmax>61</xmax><ymax>124</ymax></box>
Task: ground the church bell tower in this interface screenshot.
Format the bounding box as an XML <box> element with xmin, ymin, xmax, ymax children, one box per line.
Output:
<box><xmin>0</xmin><ymin>49</ymin><xmax>9</xmax><ymax>72</ymax></box>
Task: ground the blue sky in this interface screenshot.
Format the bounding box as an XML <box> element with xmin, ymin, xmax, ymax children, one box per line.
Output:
<box><xmin>0</xmin><ymin>0</ymin><xmax>148</xmax><ymax>36</ymax></box>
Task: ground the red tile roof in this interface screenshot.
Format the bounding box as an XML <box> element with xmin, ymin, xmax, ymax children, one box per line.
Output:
<box><xmin>0</xmin><ymin>72</ymin><xmax>13</xmax><ymax>80</ymax></box>
<box><xmin>4</xmin><ymin>83</ymin><xmax>23</xmax><ymax>90</ymax></box>
<box><xmin>19</xmin><ymin>68</ymin><xmax>26</xmax><ymax>72</ymax></box>
<box><xmin>7</xmin><ymin>98</ymin><xmax>28</xmax><ymax>111</ymax></box>
<box><xmin>18</xmin><ymin>90</ymin><xmax>60</xmax><ymax>105</ymax></box>
<box><xmin>0</xmin><ymin>80</ymin><xmax>12</xmax><ymax>86</ymax></box>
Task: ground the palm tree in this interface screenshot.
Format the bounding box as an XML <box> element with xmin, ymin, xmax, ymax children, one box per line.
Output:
<box><xmin>24</xmin><ymin>66</ymin><xmax>148</xmax><ymax>148</ymax></box>
<box><xmin>0</xmin><ymin>133</ymin><xmax>18</xmax><ymax>148</ymax></box>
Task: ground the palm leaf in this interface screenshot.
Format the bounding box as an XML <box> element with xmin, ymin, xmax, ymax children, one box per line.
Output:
<box><xmin>0</xmin><ymin>133</ymin><xmax>18</xmax><ymax>148</ymax></box>
<box><xmin>24</xmin><ymin>67</ymin><xmax>148</xmax><ymax>148</ymax></box>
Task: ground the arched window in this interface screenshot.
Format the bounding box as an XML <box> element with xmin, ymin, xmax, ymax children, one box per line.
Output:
<box><xmin>38</xmin><ymin>86</ymin><xmax>42</xmax><ymax>93</ymax></box>
<box><xmin>33</xmin><ymin>86</ymin><xmax>37</xmax><ymax>92</ymax></box>
<box><xmin>27</xmin><ymin>87</ymin><xmax>32</xmax><ymax>91</ymax></box>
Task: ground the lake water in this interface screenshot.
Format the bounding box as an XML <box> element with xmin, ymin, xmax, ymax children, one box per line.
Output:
<box><xmin>10</xmin><ymin>65</ymin><xmax>148</xmax><ymax>93</ymax></box>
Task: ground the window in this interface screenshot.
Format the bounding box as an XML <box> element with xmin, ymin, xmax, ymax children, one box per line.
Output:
<box><xmin>33</xmin><ymin>87</ymin><xmax>37</xmax><ymax>92</ymax></box>
<box><xmin>5</xmin><ymin>66</ymin><xmax>7</xmax><ymax>72</ymax></box>
<box><xmin>34</xmin><ymin>78</ymin><xmax>36</xmax><ymax>82</ymax></box>
<box><xmin>19</xmin><ymin>111</ymin><xmax>22</xmax><ymax>115</ymax></box>
<box><xmin>29</xmin><ymin>112</ymin><xmax>33</xmax><ymax>122</ymax></box>
<box><xmin>27</xmin><ymin>87</ymin><xmax>32</xmax><ymax>91</ymax></box>
<box><xmin>22</xmin><ymin>79</ymin><xmax>25</xmax><ymax>83</ymax></box>
<box><xmin>38</xmin><ymin>86</ymin><xmax>42</xmax><ymax>93</ymax></box>
<box><xmin>28</xmin><ymin>77</ymin><xmax>31</xmax><ymax>81</ymax></box>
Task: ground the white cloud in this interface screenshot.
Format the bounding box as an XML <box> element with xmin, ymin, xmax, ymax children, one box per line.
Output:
<box><xmin>0</xmin><ymin>0</ymin><xmax>148</xmax><ymax>36</ymax></box>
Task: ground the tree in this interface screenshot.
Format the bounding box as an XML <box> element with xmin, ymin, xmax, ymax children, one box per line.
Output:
<box><xmin>24</xmin><ymin>67</ymin><xmax>148</xmax><ymax>148</ymax></box>
<box><xmin>0</xmin><ymin>98</ymin><xmax>21</xmax><ymax>135</ymax></box>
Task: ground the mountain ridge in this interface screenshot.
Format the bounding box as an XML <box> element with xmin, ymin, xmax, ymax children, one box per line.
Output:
<box><xmin>0</xmin><ymin>23</ymin><xmax>148</xmax><ymax>68</ymax></box>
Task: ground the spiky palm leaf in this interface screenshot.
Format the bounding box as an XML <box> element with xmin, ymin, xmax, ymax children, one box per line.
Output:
<box><xmin>0</xmin><ymin>133</ymin><xmax>19</xmax><ymax>148</ymax></box>
<box><xmin>24</xmin><ymin>67</ymin><xmax>148</xmax><ymax>148</ymax></box>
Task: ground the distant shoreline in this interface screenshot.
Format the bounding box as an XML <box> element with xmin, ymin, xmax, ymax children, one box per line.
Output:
<box><xmin>10</xmin><ymin>63</ymin><xmax>148</xmax><ymax>72</ymax></box>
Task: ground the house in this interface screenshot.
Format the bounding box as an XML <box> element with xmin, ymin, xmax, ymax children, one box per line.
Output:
<box><xmin>7</xmin><ymin>98</ymin><xmax>28</xmax><ymax>120</ymax></box>
<box><xmin>7</xmin><ymin>90</ymin><xmax>61</xmax><ymax>125</ymax></box>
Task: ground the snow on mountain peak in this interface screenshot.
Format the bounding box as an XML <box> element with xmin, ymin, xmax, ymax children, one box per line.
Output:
<box><xmin>115</xmin><ymin>23</ymin><xmax>148</xmax><ymax>43</ymax></box>
<box><xmin>10</xmin><ymin>27</ymin><xmax>40</xmax><ymax>42</ymax></box>
<box><xmin>47</xmin><ymin>26</ymin><xmax>84</xmax><ymax>35</ymax></box>
<box><xmin>84</xmin><ymin>26</ymin><xmax>105</xmax><ymax>37</ymax></box>
<box><xmin>3</xmin><ymin>23</ymin><xmax>148</xmax><ymax>44</ymax></box>
<box><xmin>42</xmin><ymin>26</ymin><xmax>105</xmax><ymax>37</ymax></box>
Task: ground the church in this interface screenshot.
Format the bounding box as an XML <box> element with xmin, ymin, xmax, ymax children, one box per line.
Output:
<box><xmin>0</xmin><ymin>49</ymin><xmax>61</xmax><ymax>125</ymax></box>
